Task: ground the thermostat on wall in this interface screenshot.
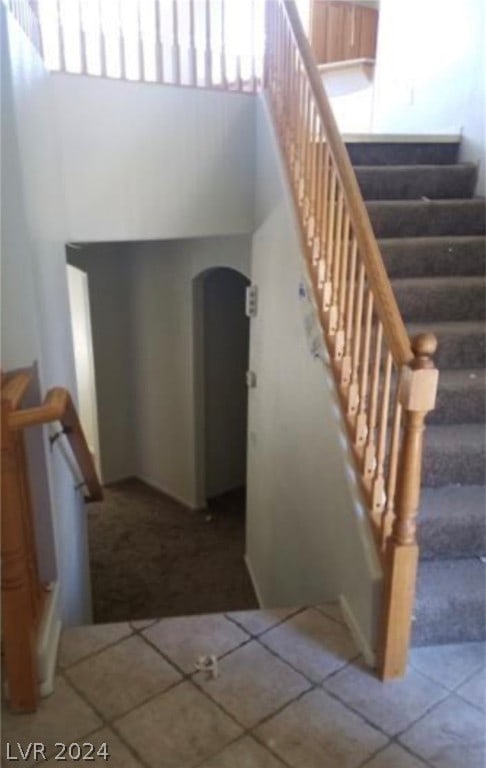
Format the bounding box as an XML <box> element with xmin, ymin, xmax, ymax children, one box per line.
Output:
<box><xmin>246</xmin><ymin>285</ymin><xmax>258</xmax><ymax>317</ymax></box>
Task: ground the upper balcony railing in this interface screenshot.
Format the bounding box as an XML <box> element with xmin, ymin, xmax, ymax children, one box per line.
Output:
<box><xmin>24</xmin><ymin>0</ymin><xmax>265</xmax><ymax>92</ymax></box>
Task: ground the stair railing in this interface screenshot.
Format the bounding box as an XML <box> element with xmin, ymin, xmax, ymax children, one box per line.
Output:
<box><xmin>1</xmin><ymin>367</ymin><xmax>102</xmax><ymax>712</ymax></box>
<box><xmin>266</xmin><ymin>0</ymin><xmax>439</xmax><ymax>679</ymax></box>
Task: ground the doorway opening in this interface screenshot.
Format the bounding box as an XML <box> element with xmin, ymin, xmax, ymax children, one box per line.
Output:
<box><xmin>193</xmin><ymin>267</ymin><xmax>250</xmax><ymax>508</ymax></box>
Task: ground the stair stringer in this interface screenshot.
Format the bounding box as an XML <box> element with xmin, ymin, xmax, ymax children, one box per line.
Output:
<box><xmin>245</xmin><ymin>93</ymin><xmax>382</xmax><ymax>665</ymax></box>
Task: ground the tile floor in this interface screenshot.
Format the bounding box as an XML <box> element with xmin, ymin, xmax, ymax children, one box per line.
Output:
<box><xmin>2</xmin><ymin>604</ymin><xmax>485</xmax><ymax>767</ymax></box>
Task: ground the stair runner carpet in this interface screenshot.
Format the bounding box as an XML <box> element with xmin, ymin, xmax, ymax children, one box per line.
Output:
<box><xmin>348</xmin><ymin>138</ymin><xmax>486</xmax><ymax>645</ymax></box>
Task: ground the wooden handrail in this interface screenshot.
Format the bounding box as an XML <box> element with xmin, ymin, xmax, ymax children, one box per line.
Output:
<box><xmin>9</xmin><ymin>387</ymin><xmax>103</xmax><ymax>502</ymax></box>
<box><xmin>283</xmin><ymin>1</ymin><xmax>412</xmax><ymax>366</ymax></box>
<box><xmin>266</xmin><ymin>1</ymin><xmax>438</xmax><ymax>680</ymax></box>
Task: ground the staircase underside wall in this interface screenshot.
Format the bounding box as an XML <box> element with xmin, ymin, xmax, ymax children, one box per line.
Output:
<box><xmin>246</xmin><ymin>96</ymin><xmax>382</xmax><ymax>659</ymax></box>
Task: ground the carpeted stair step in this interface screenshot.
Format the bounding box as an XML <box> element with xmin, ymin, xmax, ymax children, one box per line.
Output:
<box><xmin>407</xmin><ymin>321</ymin><xmax>485</xmax><ymax>369</ymax></box>
<box><xmin>419</xmin><ymin>486</ymin><xmax>486</xmax><ymax>560</ymax></box>
<box><xmin>412</xmin><ymin>558</ymin><xmax>486</xmax><ymax>645</ymax></box>
<box><xmin>430</xmin><ymin>369</ymin><xmax>486</xmax><ymax>425</ymax></box>
<box><xmin>367</xmin><ymin>199</ymin><xmax>486</xmax><ymax>238</ymax></box>
<box><xmin>379</xmin><ymin>236</ymin><xmax>486</xmax><ymax>278</ymax></box>
<box><xmin>393</xmin><ymin>276</ymin><xmax>485</xmax><ymax>322</ymax></box>
<box><xmin>346</xmin><ymin>140</ymin><xmax>460</xmax><ymax>167</ymax></box>
<box><xmin>422</xmin><ymin>424</ymin><xmax>486</xmax><ymax>487</ymax></box>
<box><xmin>356</xmin><ymin>164</ymin><xmax>477</xmax><ymax>200</ymax></box>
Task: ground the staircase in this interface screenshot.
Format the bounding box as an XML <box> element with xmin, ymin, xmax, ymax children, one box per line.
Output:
<box><xmin>349</xmin><ymin>138</ymin><xmax>486</xmax><ymax>646</ymax></box>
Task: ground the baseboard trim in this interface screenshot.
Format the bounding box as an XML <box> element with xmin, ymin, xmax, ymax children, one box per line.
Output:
<box><xmin>133</xmin><ymin>475</ymin><xmax>201</xmax><ymax>511</ymax></box>
<box><xmin>37</xmin><ymin>581</ymin><xmax>62</xmax><ymax>697</ymax></box>
<box><xmin>244</xmin><ymin>555</ymin><xmax>264</xmax><ymax>609</ymax></box>
<box><xmin>339</xmin><ymin>593</ymin><xmax>376</xmax><ymax>668</ymax></box>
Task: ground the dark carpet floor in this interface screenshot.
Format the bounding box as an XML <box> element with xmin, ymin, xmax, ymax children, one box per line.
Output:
<box><xmin>87</xmin><ymin>478</ymin><xmax>258</xmax><ymax>624</ymax></box>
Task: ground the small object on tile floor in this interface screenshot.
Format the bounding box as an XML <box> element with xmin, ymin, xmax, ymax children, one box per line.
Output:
<box><xmin>205</xmin><ymin>515</ymin><xmax>214</xmax><ymax>523</ymax></box>
<box><xmin>195</xmin><ymin>654</ymin><xmax>219</xmax><ymax>679</ymax></box>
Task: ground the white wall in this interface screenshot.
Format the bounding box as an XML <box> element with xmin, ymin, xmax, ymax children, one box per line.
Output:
<box><xmin>67</xmin><ymin>266</ymin><xmax>102</xmax><ymax>477</ymax></box>
<box><xmin>1</xmin><ymin>7</ymin><xmax>91</xmax><ymax>625</ymax></box>
<box><xmin>372</xmin><ymin>0</ymin><xmax>485</xmax><ymax>192</ymax></box>
<box><xmin>68</xmin><ymin>245</ymin><xmax>135</xmax><ymax>484</ymax></box>
<box><xmin>51</xmin><ymin>75</ymin><xmax>256</xmax><ymax>243</ymax></box>
<box><xmin>129</xmin><ymin>237</ymin><xmax>251</xmax><ymax>507</ymax></box>
<box><xmin>203</xmin><ymin>269</ymin><xmax>249</xmax><ymax>499</ymax></box>
<box><xmin>247</xmin><ymin>96</ymin><xmax>381</xmax><ymax>655</ymax></box>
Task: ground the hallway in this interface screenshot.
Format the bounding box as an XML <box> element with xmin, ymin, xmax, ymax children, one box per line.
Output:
<box><xmin>87</xmin><ymin>479</ymin><xmax>257</xmax><ymax>623</ymax></box>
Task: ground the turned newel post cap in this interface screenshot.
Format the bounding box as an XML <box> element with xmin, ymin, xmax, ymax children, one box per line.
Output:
<box><xmin>411</xmin><ymin>333</ymin><xmax>437</xmax><ymax>369</ymax></box>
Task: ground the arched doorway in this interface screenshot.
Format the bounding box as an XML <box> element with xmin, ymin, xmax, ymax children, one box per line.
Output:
<box><xmin>193</xmin><ymin>267</ymin><xmax>250</xmax><ymax>506</ymax></box>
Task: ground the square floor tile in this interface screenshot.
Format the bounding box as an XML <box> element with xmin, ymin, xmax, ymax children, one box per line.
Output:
<box><xmin>361</xmin><ymin>743</ymin><xmax>429</xmax><ymax>767</ymax></box>
<box><xmin>456</xmin><ymin>667</ymin><xmax>486</xmax><ymax>710</ymax></box>
<box><xmin>316</xmin><ymin>603</ymin><xmax>345</xmax><ymax>624</ymax></box>
<box><xmin>115</xmin><ymin>680</ymin><xmax>242</xmax><ymax>768</ymax></box>
<box><xmin>399</xmin><ymin>693</ymin><xmax>486</xmax><ymax>768</ymax></box>
<box><xmin>66</xmin><ymin>634</ymin><xmax>181</xmax><ymax>720</ymax></box>
<box><xmin>198</xmin><ymin>735</ymin><xmax>286</xmax><ymax>767</ymax></box>
<box><xmin>58</xmin><ymin>623</ymin><xmax>133</xmax><ymax>668</ymax></box>
<box><xmin>143</xmin><ymin>613</ymin><xmax>249</xmax><ymax>673</ymax></box>
<box><xmin>195</xmin><ymin>641</ymin><xmax>310</xmax><ymax>727</ymax></box>
<box><xmin>226</xmin><ymin>608</ymin><xmax>301</xmax><ymax>636</ymax></box>
<box><xmin>323</xmin><ymin>657</ymin><xmax>448</xmax><ymax>736</ymax></box>
<box><xmin>130</xmin><ymin>619</ymin><xmax>157</xmax><ymax>631</ymax></box>
<box><xmin>256</xmin><ymin>688</ymin><xmax>387</xmax><ymax>768</ymax></box>
<box><xmin>410</xmin><ymin>642</ymin><xmax>485</xmax><ymax>690</ymax></box>
<box><xmin>260</xmin><ymin>608</ymin><xmax>357</xmax><ymax>682</ymax></box>
<box><xmin>2</xmin><ymin>677</ymin><xmax>101</xmax><ymax>766</ymax></box>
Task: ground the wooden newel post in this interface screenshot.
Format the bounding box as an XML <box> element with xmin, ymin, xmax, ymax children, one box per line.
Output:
<box><xmin>379</xmin><ymin>333</ymin><xmax>439</xmax><ymax>680</ymax></box>
<box><xmin>1</xmin><ymin>399</ymin><xmax>39</xmax><ymax>712</ymax></box>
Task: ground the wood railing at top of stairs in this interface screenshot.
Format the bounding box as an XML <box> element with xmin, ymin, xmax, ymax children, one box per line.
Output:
<box><xmin>1</xmin><ymin>367</ymin><xmax>103</xmax><ymax>712</ymax></box>
<box><xmin>266</xmin><ymin>1</ymin><xmax>439</xmax><ymax>679</ymax></box>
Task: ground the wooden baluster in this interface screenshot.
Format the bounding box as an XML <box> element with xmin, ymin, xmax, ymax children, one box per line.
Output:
<box><xmin>188</xmin><ymin>0</ymin><xmax>197</xmax><ymax>85</ymax></box>
<box><xmin>301</xmin><ymin>87</ymin><xmax>311</xmax><ymax>217</ymax></box>
<box><xmin>98</xmin><ymin>0</ymin><xmax>106</xmax><ymax>77</ymax></box>
<box><xmin>1</xmin><ymin>399</ymin><xmax>39</xmax><ymax>713</ymax></box>
<box><xmin>307</xmin><ymin>104</ymin><xmax>318</xmax><ymax>248</ymax></box>
<box><xmin>347</xmin><ymin>262</ymin><xmax>365</xmax><ymax>419</ymax></box>
<box><xmin>340</xmin><ymin>236</ymin><xmax>357</xmax><ymax>391</ymax></box>
<box><xmin>355</xmin><ymin>289</ymin><xmax>374</xmax><ymax>452</ymax></box>
<box><xmin>312</xmin><ymin>123</ymin><xmax>324</xmax><ymax>265</ymax></box>
<box><xmin>172</xmin><ymin>0</ymin><xmax>181</xmax><ymax>85</ymax></box>
<box><xmin>220</xmin><ymin>0</ymin><xmax>227</xmax><ymax>89</ymax></box>
<box><xmin>154</xmin><ymin>0</ymin><xmax>163</xmax><ymax>82</ymax></box>
<box><xmin>78</xmin><ymin>0</ymin><xmax>87</xmax><ymax>74</ymax></box>
<box><xmin>301</xmin><ymin>91</ymin><xmax>310</xmax><ymax>216</ymax></box>
<box><xmin>381</xmin><ymin>380</ymin><xmax>402</xmax><ymax>544</ymax></box>
<box><xmin>118</xmin><ymin>0</ymin><xmax>126</xmax><ymax>79</ymax></box>
<box><xmin>372</xmin><ymin>349</ymin><xmax>393</xmax><ymax>525</ymax></box>
<box><xmin>288</xmin><ymin>35</ymin><xmax>297</xmax><ymax>172</ymax></box>
<box><xmin>137</xmin><ymin>1</ymin><xmax>145</xmax><ymax>81</ymax></box>
<box><xmin>379</xmin><ymin>333</ymin><xmax>439</xmax><ymax>680</ymax></box>
<box><xmin>205</xmin><ymin>0</ymin><xmax>212</xmax><ymax>87</ymax></box>
<box><xmin>316</xmin><ymin>143</ymin><xmax>330</xmax><ymax>293</ymax></box>
<box><xmin>328</xmin><ymin>188</ymin><xmax>344</xmax><ymax>336</ymax></box>
<box><xmin>334</xmin><ymin>211</ymin><xmax>350</xmax><ymax>362</ymax></box>
<box><xmin>283</xmin><ymin>26</ymin><xmax>292</xmax><ymax>152</ymax></box>
<box><xmin>250</xmin><ymin>0</ymin><xmax>257</xmax><ymax>91</ymax></box>
<box><xmin>57</xmin><ymin>0</ymin><xmax>66</xmax><ymax>71</ymax></box>
<box><xmin>236</xmin><ymin>54</ymin><xmax>243</xmax><ymax>91</ymax></box>
<box><xmin>322</xmin><ymin>167</ymin><xmax>336</xmax><ymax>315</ymax></box>
<box><xmin>363</xmin><ymin>320</ymin><xmax>383</xmax><ymax>489</ymax></box>
<box><xmin>294</xmin><ymin>65</ymin><xmax>304</xmax><ymax>189</ymax></box>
